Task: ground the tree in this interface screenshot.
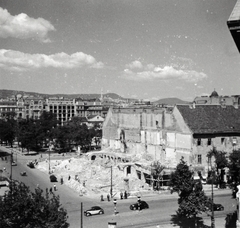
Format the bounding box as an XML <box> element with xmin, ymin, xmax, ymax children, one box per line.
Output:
<box><xmin>0</xmin><ymin>111</ymin><xmax>17</xmax><ymax>146</ymax></box>
<box><xmin>169</xmin><ymin>158</ymin><xmax>211</xmax><ymax>226</ymax></box>
<box><xmin>207</xmin><ymin>148</ymin><xmax>228</xmax><ymax>188</ymax></box>
<box><xmin>228</xmin><ymin>149</ymin><xmax>240</xmax><ymax>197</ymax></box>
<box><xmin>0</xmin><ymin>181</ymin><xmax>69</xmax><ymax>228</ymax></box>
<box><xmin>151</xmin><ymin>161</ymin><xmax>165</xmax><ymax>190</ymax></box>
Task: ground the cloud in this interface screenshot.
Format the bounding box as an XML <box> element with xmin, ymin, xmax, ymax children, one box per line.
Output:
<box><xmin>126</xmin><ymin>60</ymin><xmax>143</xmax><ymax>69</ymax></box>
<box><xmin>0</xmin><ymin>49</ymin><xmax>104</xmax><ymax>71</ymax></box>
<box><xmin>0</xmin><ymin>7</ymin><xmax>55</xmax><ymax>43</ymax></box>
<box><xmin>123</xmin><ymin>61</ymin><xmax>207</xmax><ymax>83</ymax></box>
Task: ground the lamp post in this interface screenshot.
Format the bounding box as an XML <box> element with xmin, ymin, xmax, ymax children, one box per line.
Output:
<box><xmin>110</xmin><ymin>166</ymin><xmax>113</xmax><ymax>198</ymax></box>
<box><xmin>10</xmin><ymin>149</ymin><xmax>13</xmax><ymax>181</ymax></box>
<box><xmin>113</xmin><ymin>199</ymin><xmax>117</xmax><ymax>215</ymax></box>
<box><xmin>210</xmin><ymin>156</ymin><xmax>215</xmax><ymax>228</ymax></box>
<box><xmin>48</xmin><ymin>148</ymin><xmax>51</xmax><ymax>174</ymax></box>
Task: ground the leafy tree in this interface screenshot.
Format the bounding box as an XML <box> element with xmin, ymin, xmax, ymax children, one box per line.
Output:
<box><xmin>0</xmin><ymin>181</ymin><xmax>69</xmax><ymax>228</ymax></box>
<box><xmin>151</xmin><ymin>161</ymin><xmax>165</xmax><ymax>190</ymax></box>
<box><xmin>207</xmin><ymin>148</ymin><xmax>228</xmax><ymax>188</ymax></box>
<box><xmin>169</xmin><ymin>158</ymin><xmax>211</xmax><ymax>226</ymax></box>
<box><xmin>0</xmin><ymin>112</ymin><xmax>17</xmax><ymax>146</ymax></box>
<box><xmin>17</xmin><ymin>119</ymin><xmax>39</xmax><ymax>152</ymax></box>
<box><xmin>228</xmin><ymin>149</ymin><xmax>240</xmax><ymax>197</ymax></box>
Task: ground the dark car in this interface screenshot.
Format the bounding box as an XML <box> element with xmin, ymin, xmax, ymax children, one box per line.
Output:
<box><xmin>213</xmin><ymin>203</ymin><xmax>224</xmax><ymax>211</ymax></box>
<box><xmin>130</xmin><ymin>200</ymin><xmax>149</xmax><ymax>210</ymax></box>
<box><xmin>50</xmin><ymin>174</ymin><xmax>57</xmax><ymax>182</ymax></box>
<box><xmin>207</xmin><ymin>203</ymin><xmax>224</xmax><ymax>211</ymax></box>
<box><xmin>84</xmin><ymin>206</ymin><xmax>104</xmax><ymax>216</ymax></box>
<box><xmin>27</xmin><ymin>161</ymin><xmax>34</xmax><ymax>168</ymax></box>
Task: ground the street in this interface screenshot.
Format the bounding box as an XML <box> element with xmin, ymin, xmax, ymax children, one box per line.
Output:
<box><xmin>0</xmin><ymin>146</ymin><xmax>237</xmax><ymax>228</ymax></box>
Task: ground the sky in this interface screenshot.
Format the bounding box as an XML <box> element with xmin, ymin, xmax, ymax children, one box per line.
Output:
<box><xmin>0</xmin><ymin>0</ymin><xmax>239</xmax><ymax>101</ymax></box>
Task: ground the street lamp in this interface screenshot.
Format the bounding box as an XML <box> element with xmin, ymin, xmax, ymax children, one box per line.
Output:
<box><xmin>48</xmin><ymin>147</ymin><xmax>51</xmax><ymax>174</ymax></box>
<box><xmin>210</xmin><ymin>156</ymin><xmax>215</xmax><ymax>228</ymax></box>
<box><xmin>110</xmin><ymin>166</ymin><xmax>113</xmax><ymax>198</ymax></box>
<box><xmin>10</xmin><ymin>149</ymin><xmax>13</xmax><ymax>181</ymax></box>
<box><xmin>113</xmin><ymin>199</ymin><xmax>117</xmax><ymax>215</ymax></box>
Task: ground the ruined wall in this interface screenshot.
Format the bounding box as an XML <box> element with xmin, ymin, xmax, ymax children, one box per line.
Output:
<box><xmin>142</xmin><ymin>112</ymin><xmax>163</xmax><ymax>130</ymax></box>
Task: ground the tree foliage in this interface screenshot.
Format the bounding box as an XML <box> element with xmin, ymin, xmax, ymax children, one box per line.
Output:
<box><xmin>228</xmin><ymin>149</ymin><xmax>240</xmax><ymax>196</ymax></box>
<box><xmin>169</xmin><ymin>158</ymin><xmax>211</xmax><ymax>220</ymax></box>
<box><xmin>0</xmin><ymin>112</ymin><xmax>17</xmax><ymax>146</ymax></box>
<box><xmin>207</xmin><ymin>148</ymin><xmax>228</xmax><ymax>188</ymax></box>
<box><xmin>0</xmin><ymin>181</ymin><xmax>69</xmax><ymax>228</ymax></box>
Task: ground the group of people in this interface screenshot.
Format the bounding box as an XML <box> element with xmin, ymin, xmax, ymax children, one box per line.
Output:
<box><xmin>101</xmin><ymin>191</ymin><xmax>128</xmax><ymax>202</ymax></box>
<box><xmin>45</xmin><ymin>184</ymin><xmax>57</xmax><ymax>195</ymax></box>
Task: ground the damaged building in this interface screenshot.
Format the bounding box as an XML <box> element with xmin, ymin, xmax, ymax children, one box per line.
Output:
<box><xmin>101</xmin><ymin>97</ymin><xmax>240</xmax><ymax>187</ymax></box>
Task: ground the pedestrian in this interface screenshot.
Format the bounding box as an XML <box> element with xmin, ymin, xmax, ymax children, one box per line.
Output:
<box><xmin>124</xmin><ymin>191</ymin><xmax>128</xmax><ymax>199</ymax></box>
<box><xmin>68</xmin><ymin>175</ymin><xmax>71</xmax><ymax>181</ymax></box>
<box><xmin>100</xmin><ymin>195</ymin><xmax>104</xmax><ymax>201</ymax></box>
<box><xmin>120</xmin><ymin>191</ymin><xmax>123</xmax><ymax>199</ymax></box>
<box><xmin>50</xmin><ymin>187</ymin><xmax>53</xmax><ymax>194</ymax></box>
<box><xmin>107</xmin><ymin>194</ymin><xmax>110</xmax><ymax>202</ymax></box>
<box><xmin>54</xmin><ymin>184</ymin><xmax>57</xmax><ymax>191</ymax></box>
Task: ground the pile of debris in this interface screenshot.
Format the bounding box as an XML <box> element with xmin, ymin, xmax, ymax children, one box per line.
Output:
<box><xmin>37</xmin><ymin>155</ymin><xmax>148</xmax><ymax>198</ymax></box>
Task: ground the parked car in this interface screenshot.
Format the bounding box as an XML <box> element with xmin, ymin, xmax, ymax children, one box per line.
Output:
<box><xmin>50</xmin><ymin>174</ymin><xmax>57</xmax><ymax>182</ymax></box>
<box><xmin>84</xmin><ymin>206</ymin><xmax>104</xmax><ymax>216</ymax></box>
<box><xmin>130</xmin><ymin>200</ymin><xmax>149</xmax><ymax>210</ymax></box>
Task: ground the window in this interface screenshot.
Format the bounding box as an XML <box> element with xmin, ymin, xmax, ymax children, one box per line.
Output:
<box><xmin>233</xmin><ymin>137</ymin><xmax>237</xmax><ymax>145</ymax></box>
<box><xmin>197</xmin><ymin>155</ymin><xmax>202</xmax><ymax>164</ymax></box>
<box><xmin>221</xmin><ymin>138</ymin><xmax>225</xmax><ymax>144</ymax></box>
<box><xmin>197</xmin><ymin>139</ymin><xmax>201</xmax><ymax>146</ymax></box>
<box><xmin>207</xmin><ymin>138</ymin><xmax>211</xmax><ymax>146</ymax></box>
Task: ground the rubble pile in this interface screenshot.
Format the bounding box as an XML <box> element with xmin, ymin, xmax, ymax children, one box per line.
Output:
<box><xmin>37</xmin><ymin>155</ymin><xmax>147</xmax><ymax>198</ymax></box>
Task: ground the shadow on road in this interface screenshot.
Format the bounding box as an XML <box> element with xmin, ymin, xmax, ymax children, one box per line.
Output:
<box><xmin>171</xmin><ymin>214</ymin><xmax>210</xmax><ymax>228</ymax></box>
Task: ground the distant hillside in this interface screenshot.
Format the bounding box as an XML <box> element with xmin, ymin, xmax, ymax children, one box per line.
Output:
<box><xmin>0</xmin><ymin>89</ymin><xmax>126</xmax><ymax>100</ymax></box>
<box><xmin>153</xmin><ymin>97</ymin><xmax>190</xmax><ymax>105</ymax></box>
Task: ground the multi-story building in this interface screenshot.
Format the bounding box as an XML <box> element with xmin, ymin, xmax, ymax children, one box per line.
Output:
<box><xmin>46</xmin><ymin>97</ymin><xmax>76</xmax><ymax>123</ymax></box>
<box><xmin>0</xmin><ymin>94</ymin><xmax>109</xmax><ymax>125</ymax></box>
<box><xmin>24</xmin><ymin>96</ymin><xmax>46</xmax><ymax>119</ymax></box>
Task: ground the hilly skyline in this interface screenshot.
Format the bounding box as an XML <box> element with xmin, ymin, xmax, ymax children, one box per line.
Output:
<box><xmin>0</xmin><ymin>89</ymin><xmax>189</xmax><ymax>105</ymax></box>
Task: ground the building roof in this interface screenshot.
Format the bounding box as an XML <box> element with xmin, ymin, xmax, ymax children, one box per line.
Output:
<box><xmin>176</xmin><ymin>105</ymin><xmax>240</xmax><ymax>135</ymax></box>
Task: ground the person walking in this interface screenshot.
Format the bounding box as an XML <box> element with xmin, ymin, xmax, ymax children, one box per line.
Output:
<box><xmin>54</xmin><ymin>184</ymin><xmax>57</xmax><ymax>191</ymax></box>
<box><xmin>50</xmin><ymin>187</ymin><xmax>53</xmax><ymax>194</ymax></box>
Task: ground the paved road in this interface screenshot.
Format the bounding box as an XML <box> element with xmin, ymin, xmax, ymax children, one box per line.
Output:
<box><xmin>0</xmin><ymin>146</ymin><xmax>237</xmax><ymax>228</ymax></box>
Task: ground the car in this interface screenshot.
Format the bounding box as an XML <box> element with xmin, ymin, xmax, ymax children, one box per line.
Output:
<box><xmin>11</xmin><ymin>161</ymin><xmax>17</xmax><ymax>166</ymax></box>
<box><xmin>207</xmin><ymin>203</ymin><xmax>224</xmax><ymax>211</ymax></box>
<box><xmin>130</xmin><ymin>200</ymin><xmax>149</xmax><ymax>210</ymax></box>
<box><xmin>50</xmin><ymin>174</ymin><xmax>57</xmax><ymax>182</ymax></box>
<box><xmin>84</xmin><ymin>206</ymin><xmax>104</xmax><ymax>217</ymax></box>
<box><xmin>213</xmin><ymin>203</ymin><xmax>224</xmax><ymax>211</ymax></box>
<box><xmin>27</xmin><ymin>161</ymin><xmax>35</xmax><ymax>168</ymax></box>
